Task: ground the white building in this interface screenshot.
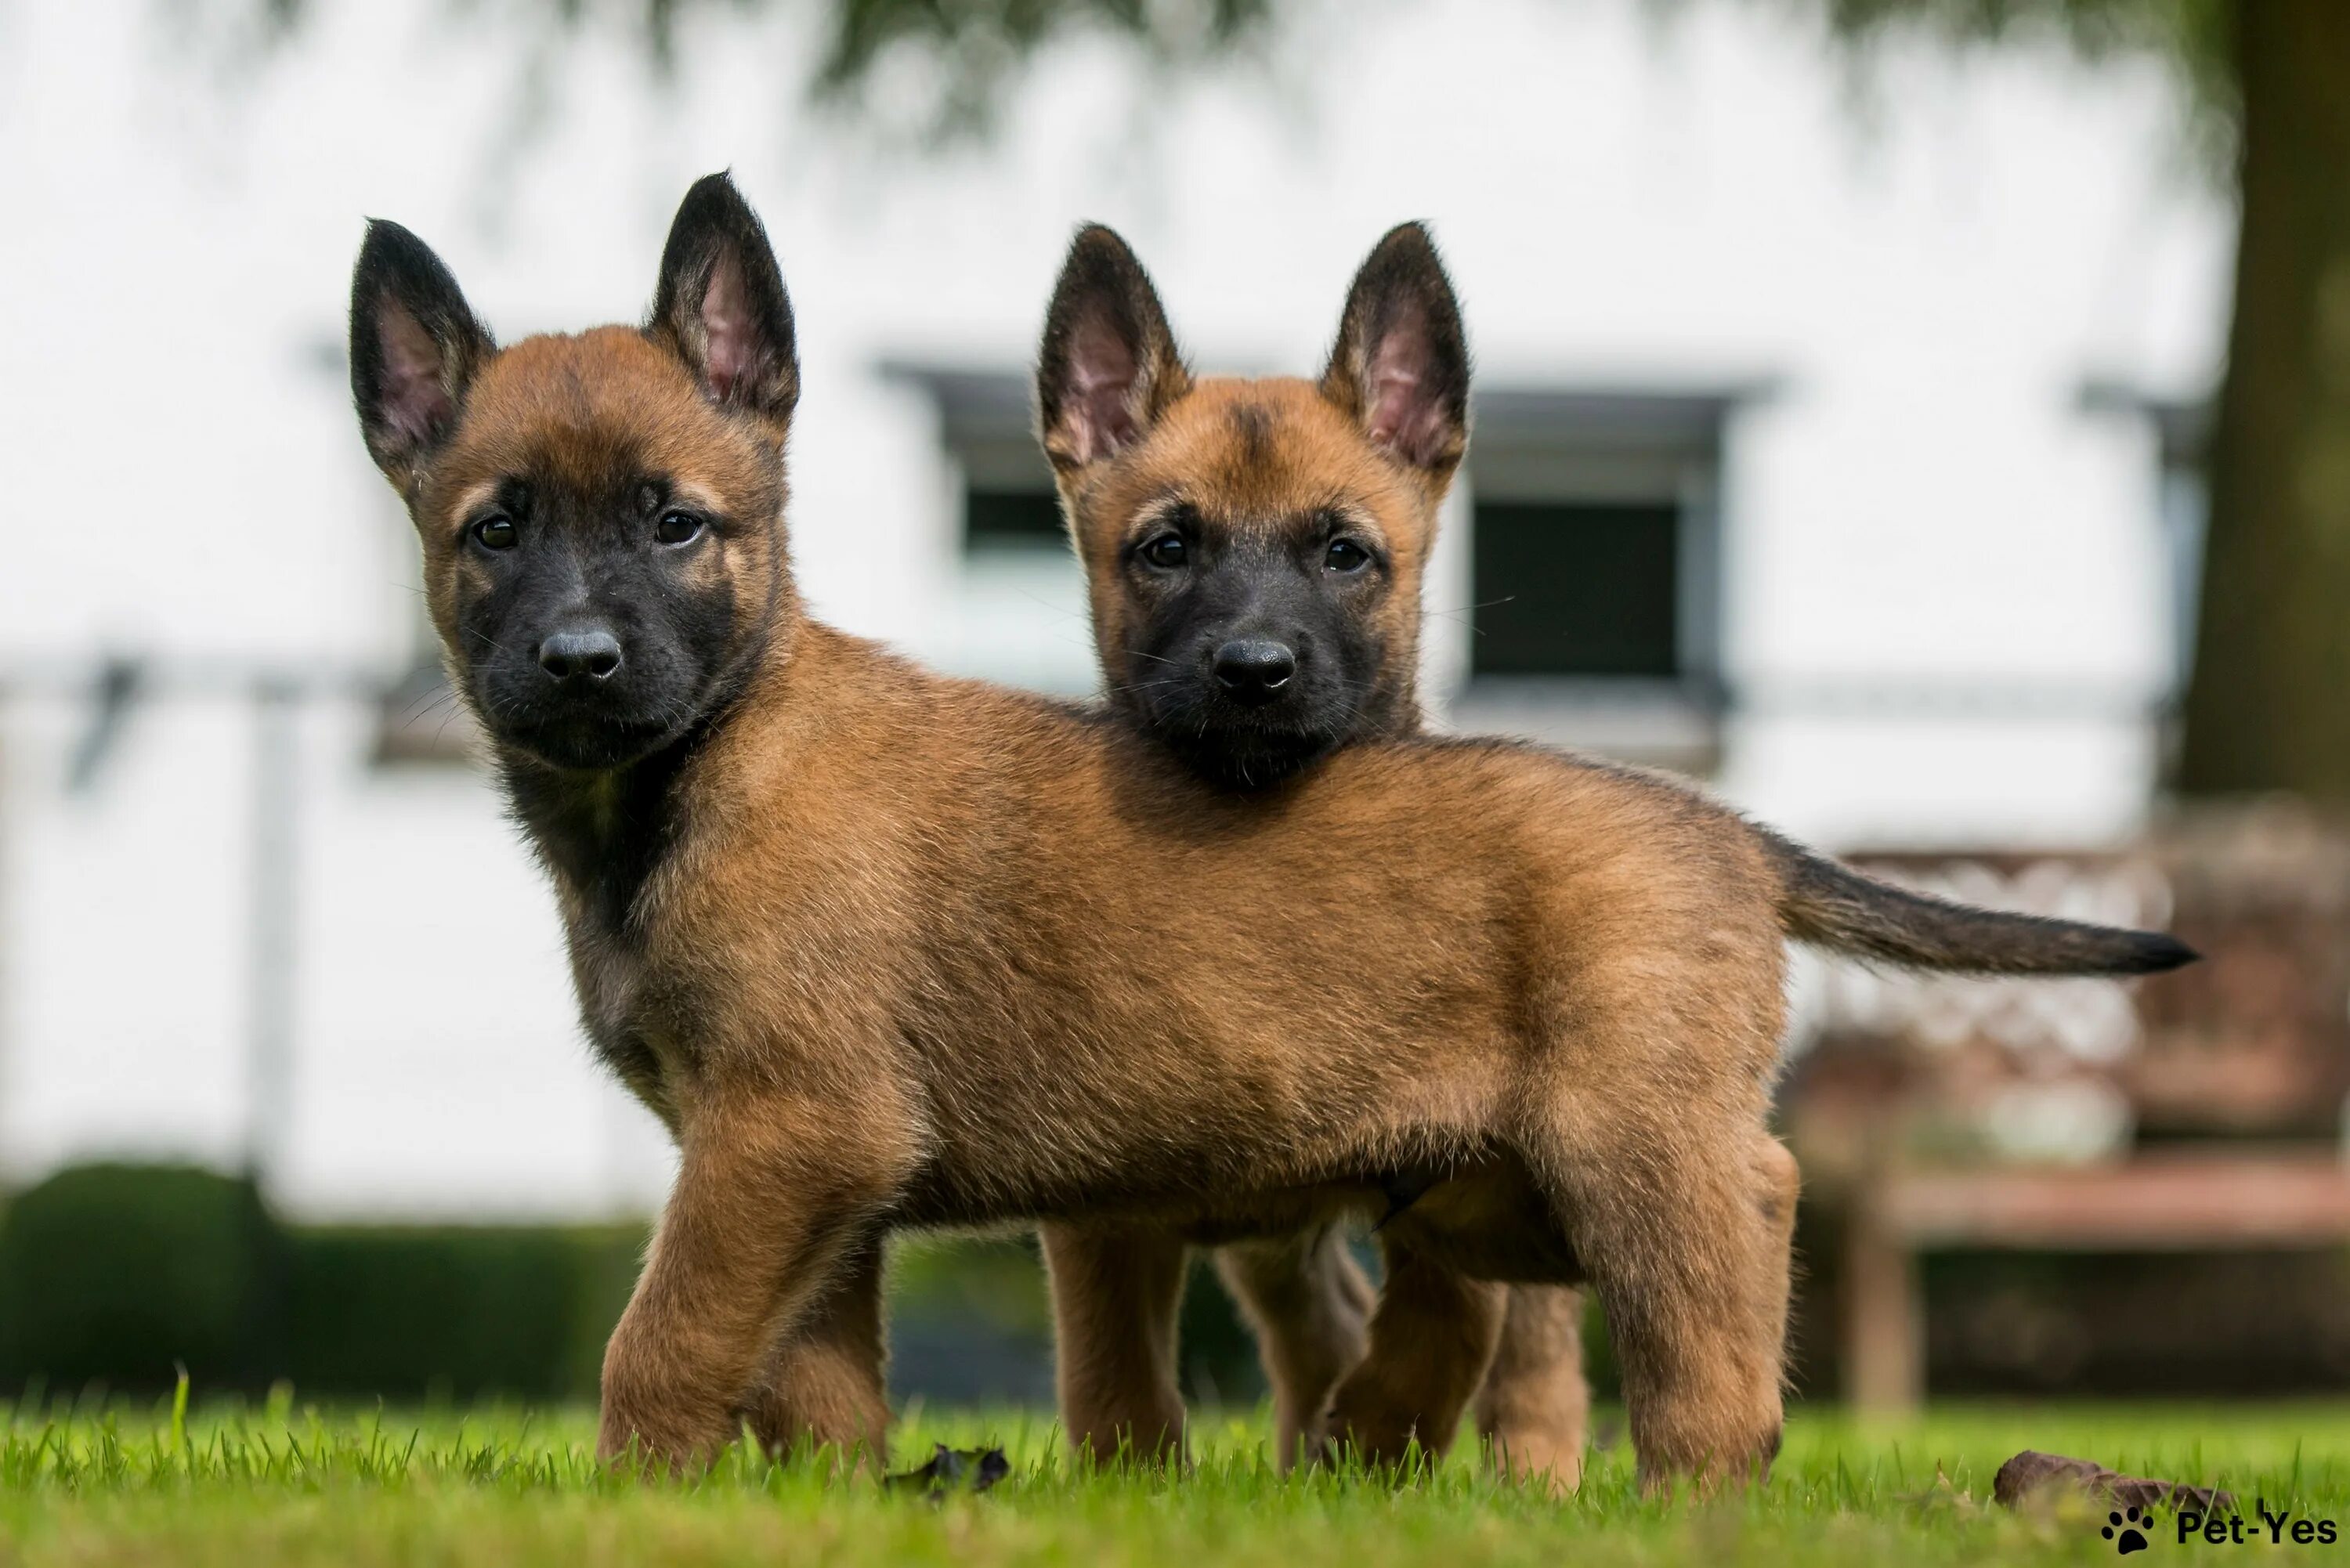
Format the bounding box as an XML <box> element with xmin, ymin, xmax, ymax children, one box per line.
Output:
<box><xmin>0</xmin><ymin>0</ymin><xmax>2227</xmax><ymax>1216</ymax></box>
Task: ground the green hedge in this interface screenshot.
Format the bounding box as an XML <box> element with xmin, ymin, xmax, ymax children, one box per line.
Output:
<box><xmin>0</xmin><ymin>1163</ymin><xmax>282</xmax><ymax>1394</ymax></box>
<box><xmin>0</xmin><ymin>1163</ymin><xmax>1611</xmax><ymax>1409</ymax></box>
<box><xmin>285</xmin><ymin>1223</ymin><xmax>644</xmax><ymax>1400</ymax></box>
<box><xmin>0</xmin><ymin>1164</ymin><xmax>642</xmax><ymax>1401</ymax></box>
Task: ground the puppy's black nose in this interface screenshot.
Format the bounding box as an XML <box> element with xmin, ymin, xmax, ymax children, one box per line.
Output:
<box><xmin>1213</xmin><ymin>639</ymin><xmax>1296</xmax><ymax>706</ymax></box>
<box><xmin>538</xmin><ymin>628</ymin><xmax>624</xmax><ymax>682</ymax></box>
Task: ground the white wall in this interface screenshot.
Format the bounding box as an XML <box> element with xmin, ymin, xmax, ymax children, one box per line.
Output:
<box><xmin>0</xmin><ymin>0</ymin><xmax>2229</xmax><ymax>1213</ymax></box>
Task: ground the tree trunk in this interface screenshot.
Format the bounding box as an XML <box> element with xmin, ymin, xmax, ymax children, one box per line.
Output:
<box><xmin>2178</xmin><ymin>0</ymin><xmax>2350</xmax><ymax>799</ymax></box>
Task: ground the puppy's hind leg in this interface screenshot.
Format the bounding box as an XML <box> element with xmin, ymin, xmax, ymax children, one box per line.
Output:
<box><xmin>1216</xmin><ymin>1225</ymin><xmax>1376</xmax><ymax>1469</ymax></box>
<box><xmin>1755</xmin><ymin>1133</ymin><xmax>1802</xmax><ymax>1252</ymax></box>
<box><xmin>1475</xmin><ymin>1285</ymin><xmax>1590</xmax><ymax>1494</ymax></box>
<box><xmin>1321</xmin><ymin>1240</ymin><xmax>1505</xmax><ymax>1475</ymax></box>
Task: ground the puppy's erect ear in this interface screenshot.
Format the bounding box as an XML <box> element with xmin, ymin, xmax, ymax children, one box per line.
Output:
<box><xmin>649</xmin><ymin>172</ymin><xmax>800</xmax><ymax>439</ymax></box>
<box><xmin>349</xmin><ymin>220</ymin><xmax>495</xmax><ymax>492</ymax></box>
<box><xmin>1036</xmin><ymin>225</ymin><xmax>1191</xmax><ymax>474</ymax></box>
<box><xmin>1319</xmin><ymin>222</ymin><xmax>1470</xmax><ymax>479</ymax></box>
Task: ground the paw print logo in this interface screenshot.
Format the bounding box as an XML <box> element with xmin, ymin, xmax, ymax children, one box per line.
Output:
<box><xmin>2102</xmin><ymin>1505</ymin><xmax>2152</xmax><ymax>1555</ymax></box>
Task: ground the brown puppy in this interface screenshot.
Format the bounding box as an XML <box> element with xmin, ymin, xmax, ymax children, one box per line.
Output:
<box><xmin>1032</xmin><ymin>222</ymin><xmax>1595</xmax><ymax>1487</ymax></box>
<box><xmin>346</xmin><ymin>175</ymin><xmax>2193</xmax><ymax>1487</ymax></box>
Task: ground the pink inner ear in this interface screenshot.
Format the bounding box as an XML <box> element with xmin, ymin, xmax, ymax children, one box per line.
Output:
<box><xmin>1061</xmin><ymin>316</ymin><xmax>1141</xmax><ymax>466</ymax></box>
<box><xmin>378</xmin><ymin>300</ymin><xmax>454</xmax><ymax>448</ymax></box>
<box><xmin>700</xmin><ymin>250</ymin><xmax>765</xmax><ymax>403</ymax></box>
<box><xmin>1364</xmin><ymin>304</ymin><xmax>1450</xmax><ymax>468</ymax></box>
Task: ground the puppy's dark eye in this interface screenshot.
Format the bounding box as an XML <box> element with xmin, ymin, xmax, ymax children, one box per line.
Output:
<box><xmin>1139</xmin><ymin>533</ymin><xmax>1188</xmax><ymax>569</ymax></box>
<box><xmin>472</xmin><ymin>515</ymin><xmax>518</xmax><ymax>551</ymax></box>
<box><xmin>655</xmin><ymin>510</ymin><xmax>703</xmax><ymax>546</ymax></box>
<box><xmin>1325</xmin><ymin>539</ymin><xmax>1372</xmax><ymax>573</ymax></box>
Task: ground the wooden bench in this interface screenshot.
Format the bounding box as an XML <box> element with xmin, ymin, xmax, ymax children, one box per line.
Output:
<box><xmin>1844</xmin><ymin>1150</ymin><xmax>2350</xmax><ymax>1412</ymax></box>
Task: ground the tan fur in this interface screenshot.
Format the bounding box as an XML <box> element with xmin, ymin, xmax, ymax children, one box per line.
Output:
<box><xmin>1040</xmin><ymin>373</ymin><xmax>1603</xmax><ymax>1480</ymax></box>
<box><xmin>595</xmin><ymin>605</ymin><xmax>1799</xmax><ymax>1483</ymax></box>
<box><xmin>358</xmin><ymin>190</ymin><xmax>2186</xmax><ymax>1494</ymax></box>
<box><xmin>1040</xmin><ymin>1223</ymin><xmax>1193</xmax><ymax>1462</ymax></box>
<box><xmin>408</xmin><ymin>342</ymin><xmax>1802</xmax><ymax>1486</ymax></box>
<box><xmin>348</xmin><ymin>202</ymin><xmax>1861</xmax><ymax>1494</ymax></box>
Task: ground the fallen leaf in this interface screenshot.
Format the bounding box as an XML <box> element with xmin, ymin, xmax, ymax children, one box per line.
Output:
<box><xmin>1991</xmin><ymin>1450</ymin><xmax>2232</xmax><ymax>1512</ymax></box>
<box><xmin>886</xmin><ymin>1443</ymin><xmax>1011</xmax><ymax>1501</ymax></box>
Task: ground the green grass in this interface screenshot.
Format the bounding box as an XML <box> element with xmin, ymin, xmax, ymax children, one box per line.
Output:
<box><xmin>0</xmin><ymin>1394</ymin><xmax>2343</xmax><ymax>1566</ymax></box>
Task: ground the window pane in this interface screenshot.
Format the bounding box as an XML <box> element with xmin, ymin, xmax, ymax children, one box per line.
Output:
<box><xmin>1472</xmin><ymin>500</ymin><xmax>1679</xmax><ymax>677</ymax></box>
<box><xmin>967</xmin><ymin>488</ymin><xmax>1066</xmax><ymax>551</ymax></box>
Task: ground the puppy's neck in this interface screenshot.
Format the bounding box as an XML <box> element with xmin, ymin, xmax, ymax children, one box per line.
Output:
<box><xmin>501</xmin><ymin>739</ymin><xmax>705</xmax><ymax>942</ymax></box>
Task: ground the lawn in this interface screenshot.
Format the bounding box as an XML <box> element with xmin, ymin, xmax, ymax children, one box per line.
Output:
<box><xmin>0</xmin><ymin>1393</ymin><xmax>2343</xmax><ymax>1566</ymax></box>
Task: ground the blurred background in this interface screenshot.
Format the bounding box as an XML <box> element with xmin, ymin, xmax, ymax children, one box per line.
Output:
<box><xmin>0</xmin><ymin>0</ymin><xmax>2344</xmax><ymax>1415</ymax></box>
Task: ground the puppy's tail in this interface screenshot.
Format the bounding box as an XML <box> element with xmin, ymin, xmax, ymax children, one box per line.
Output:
<box><xmin>1759</xmin><ymin>830</ymin><xmax>2196</xmax><ymax>977</ymax></box>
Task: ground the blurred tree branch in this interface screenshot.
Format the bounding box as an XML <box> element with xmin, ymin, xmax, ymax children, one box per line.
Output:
<box><xmin>808</xmin><ymin>0</ymin><xmax>1274</xmax><ymax>135</ymax></box>
<box><xmin>1785</xmin><ymin>0</ymin><xmax>2236</xmax><ymax>155</ymax></box>
<box><xmin>226</xmin><ymin>0</ymin><xmax>1277</xmax><ymax>142</ymax></box>
<box><xmin>220</xmin><ymin>0</ymin><xmax>2345</xmax><ymax>801</ymax></box>
<box><xmin>1799</xmin><ymin>0</ymin><xmax>2228</xmax><ymax>81</ymax></box>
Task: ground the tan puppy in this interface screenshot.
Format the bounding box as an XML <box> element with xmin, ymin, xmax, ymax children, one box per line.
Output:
<box><xmin>1032</xmin><ymin>222</ymin><xmax>1598</xmax><ymax>1487</ymax></box>
<box><xmin>345</xmin><ymin>174</ymin><xmax>2192</xmax><ymax>1488</ymax></box>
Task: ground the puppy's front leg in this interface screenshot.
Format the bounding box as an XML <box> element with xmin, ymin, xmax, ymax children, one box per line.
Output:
<box><xmin>1040</xmin><ymin>1221</ymin><xmax>1190</xmax><ymax>1465</ymax></box>
<box><xmin>598</xmin><ymin>1098</ymin><xmax>903</xmax><ymax>1471</ymax></box>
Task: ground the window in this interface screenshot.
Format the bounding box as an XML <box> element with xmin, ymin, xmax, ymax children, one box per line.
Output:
<box><xmin>883</xmin><ymin>363</ymin><xmax>1094</xmax><ymax>695</ymax></box>
<box><xmin>1438</xmin><ymin>388</ymin><xmax>1756</xmax><ymax>773</ymax></box>
<box><xmin>880</xmin><ymin>365</ymin><xmax>1065</xmax><ymax>555</ymax></box>
<box><xmin>2081</xmin><ymin>381</ymin><xmax>2208</xmax><ymax>700</ymax></box>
